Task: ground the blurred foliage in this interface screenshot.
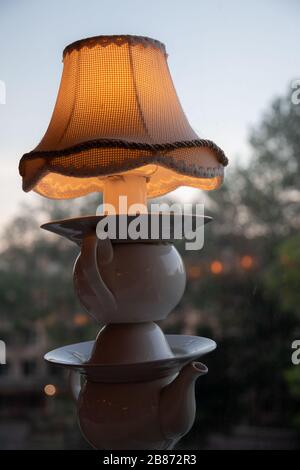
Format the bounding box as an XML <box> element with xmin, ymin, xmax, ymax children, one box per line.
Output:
<box><xmin>177</xmin><ymin>87</ymin><xmax>300</xmax><ymax>435</ymax></box>
<box><xmin>284</xmin><ymin>367</ymin><xmax>300</xmax><ymax>429</ymax></box>
<box><xmin>0</xmin><ymin>86</ymin><xmax>300</xmax><ymax>445</ymax></box>
<box><xmin>0</xmin><ymin>195</ymin><xmax>101</xmax><ymax>347</ymax></box>
<box><xmin>265</xmin><ymin>235</ymin><xmax>300</xmax><ymax>314</ymax></box>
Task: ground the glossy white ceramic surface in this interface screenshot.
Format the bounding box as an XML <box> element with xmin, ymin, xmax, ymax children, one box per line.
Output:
<box><xmin>45</xmin><ymin>335</ymin><xmax>216</xmax><ymax>383</ymax></box>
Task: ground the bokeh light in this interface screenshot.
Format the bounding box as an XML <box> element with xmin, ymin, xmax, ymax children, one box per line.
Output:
<box><xmin>210</xmin><ymin>260</ymin><xmax>224</xmax><ymax>275</ymax></box>
<box><xmin>73</xmin><ymin>313</ymin><xmax>89</xmax><ymax>326</ymax></box>
<box><xmin>187</xmin><ymin>265</ymin><xmax>201</xmax><ymax>280</ymax></box>
<box><xmin>44</xmin><ymin>384</ymin><xmax>56</xmax><ymax>397</ymax></box>
<box><xmin>240</xmin><ymin>255</ymin><xmax>254</xmax><ymax>270</ymax></box>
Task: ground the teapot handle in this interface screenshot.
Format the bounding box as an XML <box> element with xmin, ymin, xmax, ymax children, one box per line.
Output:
<box><xmin>80</xmin><ymin>231</ymin><xmax>117</xmax><ymax>315</ymax></box>
<box><xmin>69</xmin><ymin>370</ymin><xmax>81</xmax><ymax>401</ymax></box>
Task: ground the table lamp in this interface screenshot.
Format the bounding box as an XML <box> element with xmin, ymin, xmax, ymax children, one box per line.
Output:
<box><xmin>19</xmin><ymin>35</ymin><xmax>228</xmax><ymax>450</ymax></box>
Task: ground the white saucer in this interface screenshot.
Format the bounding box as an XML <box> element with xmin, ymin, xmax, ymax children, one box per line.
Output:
<box><xmin>41</xmin><ymin>214</ymin><xmax>212</xmax><ymax>246</ymax></box>
<box><xmin>44</xmin><ymin>335</ymin><xmax>216</xmax><ymax>382</ymax></box>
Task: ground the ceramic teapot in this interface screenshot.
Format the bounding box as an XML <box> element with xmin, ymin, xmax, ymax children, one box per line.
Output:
<box><xmin>71</xmin><ymin>361</ymin><xmax>207</xmax><ymax>450</ymax></box>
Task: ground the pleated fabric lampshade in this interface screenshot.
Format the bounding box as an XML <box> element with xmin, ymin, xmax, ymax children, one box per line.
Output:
<box><xmin>19</xmin><ymin>35</ymin><xmax>228</xmax><ymax>199</ymax></box>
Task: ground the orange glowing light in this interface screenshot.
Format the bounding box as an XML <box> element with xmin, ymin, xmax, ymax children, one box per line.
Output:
<box><xmin>210</xmin><ymin>260</ymin><xmax>223</xmax><ymax>275</ymax></box>
<box><xmin>73</xmin><ymin>313</ymin><xmax>89</xmax><ymax>326</ymax></box>
<box><xmin>240</xmin><ymin>255</ymin><xmax>254</xmax><ymax>270</ymax></box>
<box><xmin>44</xmin><ymin>384</ymin><xmax>56</xmax><ymax>397</ymax></box>
<box><xmin>187</xmin><ymin>266</ymin><xmax>201</xmax><ymax>280</ymax></box>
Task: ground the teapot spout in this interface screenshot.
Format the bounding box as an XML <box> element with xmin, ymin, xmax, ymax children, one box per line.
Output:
<box><xmin>160</xmin><ymin>362</ymin><xmax>208</xmax><ymax>440</ymax></box>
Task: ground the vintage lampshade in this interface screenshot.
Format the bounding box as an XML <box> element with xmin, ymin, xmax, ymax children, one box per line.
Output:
<box><xmin>19</xmin><ymin>35</ymin><xmax>228</xmax><ymax>200</ymax></box>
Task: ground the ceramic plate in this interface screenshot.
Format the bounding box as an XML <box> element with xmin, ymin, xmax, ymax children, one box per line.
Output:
<box><xmin>44</xmin><ymin>335</ymin><xmax>216</xmax><ymax>382</ymax></box>
<box><xmin>42</xmin><ymin>214</ymin><xmax>212</xmax><ymax>246</ymax></box>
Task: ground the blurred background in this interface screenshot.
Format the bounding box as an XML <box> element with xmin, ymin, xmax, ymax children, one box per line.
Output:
<box><xmin>0</xmin><ymin>0</ymin><xmax>300</xmax><ymax>449</ymax></box>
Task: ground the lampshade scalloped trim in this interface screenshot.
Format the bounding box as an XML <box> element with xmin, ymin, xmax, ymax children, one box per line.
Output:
<box><xmin>20</xmin><ymin>138</ymin><xmax>228</xmax><ymax>166</ymax></box>
<box><xmin>63</xmin><ymin>35</ymin><xmax>167</xmax><ymax>59</ymax></box>
<box><xmin>19</xmin><ymin>138</ymin><xmax>227</xmax><ymax>193</ymax></box>
<box><xmin>19</xmin><ymin>138</ymin><xmax>228</xmax><ymax>191</ymax></box>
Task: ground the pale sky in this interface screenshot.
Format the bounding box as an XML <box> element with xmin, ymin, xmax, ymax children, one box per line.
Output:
<box><xmin>0</xmin><ymin>0</ymin><xmax>299</xmax><ymax>221</ymax></box>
